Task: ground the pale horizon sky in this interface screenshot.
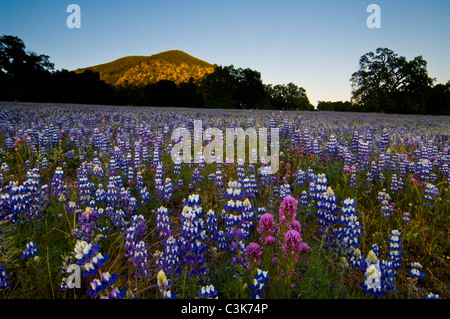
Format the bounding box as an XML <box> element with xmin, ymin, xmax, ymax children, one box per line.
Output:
<box><xmin>1</xmin><ymin>0</ymin><xmax>449</xmax><ymax>106</ymax></box>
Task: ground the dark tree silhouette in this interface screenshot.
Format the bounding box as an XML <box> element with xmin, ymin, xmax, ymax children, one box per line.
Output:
<box><xmin>265</xmin><ymin>83</ymin><xmax>313</xmax><ymax>110</ymax></box>
<box><xmin>350</xmin><ymin>48</ymin><xmax>434</xmax><ymax>114</ymax></box>
<box><xmin>200</xmin><ymin>65</ymin><xmax>240</xmax><ymax>109</ymax></box>
<box><xmin>0</xmin><ymin>35</ymin><xmax>54</xmax><ymax>101</ymax></box>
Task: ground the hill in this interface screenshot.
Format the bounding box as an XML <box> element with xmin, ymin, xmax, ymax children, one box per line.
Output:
<box><xmin>74</xmin><ymin>50</ymin><xmax>216</xmax><ymax>87</ymax></box>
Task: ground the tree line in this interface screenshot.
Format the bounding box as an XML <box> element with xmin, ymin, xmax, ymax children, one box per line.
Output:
<box><xmin>347</xmin><ymin>47</ymin><xmax>449</xmax><ymax>115</ymax></box>
<box><xmin>0</xmin><ymin>35</ymin><xmax>313</xmax><ymax>111</ymax></box>
<box><xmin>1</xmin><ymin>35</ymin><xmax>448</xmax><ymax>114</ymax></box>
<box><xmin>319</xmin><ymin>48</ymin><xmax>449</xmax><ymax>115</ymax></box>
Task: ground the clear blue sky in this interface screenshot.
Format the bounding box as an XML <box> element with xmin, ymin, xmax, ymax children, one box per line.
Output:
<box><xmin>1</xmin><ymin>0</ymin><xmax>449</xmax><ymax>106</ymax></box>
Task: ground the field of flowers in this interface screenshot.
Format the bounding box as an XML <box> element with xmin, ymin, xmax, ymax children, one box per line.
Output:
<box><xmin>0</xmin><ymin>102</ymin><xmax>448</xmax><ymax>299</ymax></box>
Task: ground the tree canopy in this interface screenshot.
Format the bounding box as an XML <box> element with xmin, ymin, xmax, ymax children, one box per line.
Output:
<box><xmin>0</xmin><ymin>35</ymin><xmax>54</xmax><ymax>101</ymax></box>
<box><xmin>265</xmin><ymin>82</ymin><xmax>314</xmax><ymax>111</ymax></box>
<box><xmin>350</xmin><ymin>48</ymin><xmax>436</xmax><ymax>114</ymax></box>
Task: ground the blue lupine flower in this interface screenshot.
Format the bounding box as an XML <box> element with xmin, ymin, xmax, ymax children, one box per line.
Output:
<box><xmin>302</xmin><ymin>128</ymin><xmax>312</xmax><ymax>150</ymax></box>
<box><xmin>315</xmin><ymin>186</ymin><xmax>339</xmax><ymax>246</ymax></box>
<box><xmin>231</xmin><ymin>240</ymin><xmax>247</xmax><ymax>266</ymax></box>
<box><xmin>73</xmin><ymin>206</ymin><xmax>101</xmax><ymax>242</ymax></box>
<box><xmin>251</xmin><ymin>269</ymin><xmax>269</xmax><ymax>299</ymax></box>
<box><xmin>295</xmin><ymin>169</ymin><xmax>306</xmax><ymax>186</ymax></box>
<box><xmin>83</xmin><ymin>252</ymin><xmax>110</xmax><ymax>278</ymax></box>
<box><xmin>127</xmin><ymin>166</ymin><xmax>135</xmax><ymax>185</ymax></box>
<box><xmin>236</xmin><ymin>163</ymin><xmax>246</xmax><ymax>184</ymax></box>
<box><xmin>157</xmin><ymin>270</ymin><xmax>176</xmax><ymax>299</ymax></box>
<box><xmin>163</xmin><ymin>178</ymin><xmax>173</xmax><ymax>201</ymax></box>
<box><xmin>161</xmin><ymin>235</ymin><xmax>182</xmax><ymax>276</ymax></box>
<box><xmin>214</xmin><ymin>168</ymin><xmax>223</xmax><ymax>187</ymax></box>
<box><xmin>94</xmin><ymin>184</ymin><xmax>106</xmax><ymax>203</ymax></box>
<box><xmin>380</xmin><ymin>260</ymin><xmax>397</xmax><ymax>294</ymax></box>
<box><xmin>313</xmin><ymin>173</ymin><xmax>328</xmax><ymax>199</ymax></box>
<box><xmin>312</xmin><ymin>138</ymin><xmax>322</xmax><ymax>155</ymax></box>
<box><xmin>87</xmin><ymin>278</ymin><xmax>106</xmax><ymax>298</ymax></box>
<box><xmin>217</xmin><ymin>230</ymin><xmax>227</xmax><ymax>251</ymax></box>
<box><xmin>58</xmin><ymin>256</ymin><xmax>77</xmax><ymax>291</ymax></box>
<box><xmin>242</xmin><ymin>199</ymin><xmax>255</xmax><ymax>237</ymax></box>
<box><xmin>278</xmin><ymin>181</ymin><xmax>291</xmax><ymax>199</ymax></box>
<box><xmin>403</xmin><ymin>211</ymin><xmax>411</xmax><ymax>223</ymax></box>
<box><xmin>370</xmin><ymin>244</ymin><xmax>381</xmax><ymax>259</ymax></box>
<box><xmin>225</xmin><ymin>181</ymin><xmax>244</xmax><ymax>201</ymax></box>
<box><xmin>388</xmin><ymin>230</ymin><xmax>402</xmax><ymax>270</ymax></box>
<box><xmin>0</xmin><ymin>265</ymin><xmax>12</xmax><ymax>290</ymax></box>
<box><xmin>249</xmin><ymin>174</ymin><xmax>259</xmax><ymax>196</ymax></box>
<box><xmin>224</xmin><ymin>181</ymin><xmax>254</xmax><ymax>261</ymax></box>
<box><xmin>15</xmin><ymin>168</ymin><xmax>48</xmax><ymax>222</ymax></box>
<box><xmin>199</xmin><ymin>284</ymin><xmax>218</xmax><ymax>299</ymax></box>
<box><xmin>21</xmin><ymin>241</ymin><xmax>39</xmax><ymax>259</ymax></box>
<box><xmin>357</xmin><ymin>139</ymin><xmax>370</xmax><ymax>169</ymax></box>
<box><xmin>0</xmin><ymin>162</ymin><xmax>10</xmax><ymax>174</ymax></box>
<box><xmin>106</xmin><ymin>207</ymin><xmax>127</xmax><ymax>228</ymax></box>
<box><xmin>104</xmin><ymin>287</ymin><xmax>127</xmax><ymax>299</ymax></box>
<box><xmin>126</xmin><ymin>152</ymin><xmax>133</xmax><ymax>167</ymax></box>
<box><xmin>243</xmin><ymin>177</ymin><xmax>256</xmax><ymax>199</ymax></box>
<box><xmin>423</xmin><ymin>183</ymin><xmax>440</xmax><ymax>208</ymax></box>
<box><xmin>417</xmin><ymin>159</ymin><xmax>432</xmax><ymax>182</ymax></box>
<box><xmin>205</xmin><ymin>209</ymin><xmax>220</xmax><ymax>243</ymax></box>
<box><xmin>134</xmin><ymin>147</ymin><xmax>142</xmax><ymax>171</ymax></box>
<box><xmin>106</xmin><ymin>178</ymin><xmax>119</xmax><ymax>206</ymax></box>
<box><xmin>126</xmin><ymin>240</ymin><xmax>149</xmax><ymax>278</ymax></box>
<box><xmin>109</xmin><ymin>158</ymin><xmax>119</xmax><ymax>176</ymax></box>
<box><xmin>440</xmin><ymin>163</ymin><xmax>449</xmax><ymax>180</ymax></box>
<box><xmin>73</xmin><ymin>240</ymin><xmax>109</xmax><ymax>278</ymax></box>
<box><xmin>135</xmin><ymin>171</ymin><xmax>144</xmax><ymax>190</ymax></box>
<box><xmin>187</xmin><ymin>193</ymin><xmax>202</xmax><ymax>206</ymax></box>
<box><xmin>152</xmin><ymin>148</ymin><xmax>161</xmax><ymax>167</ymax></box>
<box><xmin>154</xmin><ymin>164</ymin><xmax>165</xmax><ymax>198</ymax></box>
<box><xmin>256</xmin><ymin>207</ymin><xmax>266</xmax><ymax>219</ymax></box>
<box><xmin>348</xmin><ymin>248</ymin><xmax>364</xmax><ymax>269</ymax></box>
<box><xmin>349</xmin><ymin>174</ymin><xmax>357</xmax><ymax>188</ymax></box>
<box><xmin>173</xmin><ymin>157</ymin><xmax>182</xmax><ymax>175</ymax></box>
<box><xmin>179</xmin><ymin>194</ymin><xmax>208</xmax><ymax>277</ymax></box>
<box><xmin>380</xmin><ymin>128</ymin><xmax>390</xmax><ymax>153</ymax></box>
<box><xmin>139</xmin><ymin>186</ymin><xmax>151</xmax><ymax>204</ymax></box>
<box><xmin>188</xmin><ymin>168</ymin><xmax>202</xmax><ymax>192</ymax></box>
<box><xmin>173</xmin><ymin>158</ymin><xmax>184</xmax><ymax>187</ymax></box>
<box><xmin>350</xmin><ymin>131</ymin><xmax>359</xmax><ymax>153</ymax></box>
<box><xmin>155</xmin><ymin>206</ymin><xmax>172</xmax><ymax>241</ymax></box>
<box><xmin>92</xmin><ymin>164</ymin><xmax>104</xmax><ymax>179</ymax></box>
<box><xmin>50</xmin><ymin>166</ymin><xmax>68</xmax><ymax>202</ymax></box>
<box><xmin>299</xmin><ymin>191</ymin><xmax>309</xmax><ymax>207</ymax></box>
<box><xmin>361</xmin><ymin>250</ymin><xmax>383</xmax><ymax>297</ymax></box>
<box><xmin>77</xmin><ymin>171</ymin><xmax>93</xmax><ymax>204</ymax></box>
<box><xmin>399</xmin><ymin>159</ymin><xmax>408</xmax><ymax>178</ymax></box>
<box><xmin>4</xmin><ymin>137</ymin><xmax>13</xmax><ymax>150</ymax></box>
<box><xmin>408</xmin><ymin>262</ymin><xmax>426</xmax><ymax>279</ymax></box>
<box><xmin>377</xmin><ymin>189</ymin><xmax>393</xmax><ymax>218</ymax></box>
<box><xmin>390</xmin><ymin>174</ymin><xmax>399</xmax><ymax>194</ymax></box>
<box><xmin>325</xmin><ymin>134</ymin><xmax>339</xmax><ymax>158</ymax></box>
<box><xmin>335</xmin><ymin>198</ymin><xmax>363</xmax><ymax>260</ymax></box>
<box><xmin>124</xmin><ymin>214</ymin><xmax>149</xmax><ymax>278</ymax></box>
<box><xmin>366</xmin><ymin>161</ymin><xmax>379</xmax><ymax>184</ymax></box>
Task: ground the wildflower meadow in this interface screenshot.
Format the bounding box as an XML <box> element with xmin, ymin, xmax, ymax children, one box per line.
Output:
<box><xmin>0</xmin><ymin>102</ymin><xmax>448</xmax><ymax>300</ymax></box>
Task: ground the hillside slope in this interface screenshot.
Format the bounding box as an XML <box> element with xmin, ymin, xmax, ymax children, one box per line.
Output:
<box><xmin>75</xmin><ymin>50</ymin><xmax>216</xmax><ymax>87</ymax></box>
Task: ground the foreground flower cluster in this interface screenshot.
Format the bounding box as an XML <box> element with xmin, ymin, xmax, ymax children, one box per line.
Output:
<box><xmin>0</xmin><ymin>103</ymin><xmax>448</xmax><ymax>299</ymax></box>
